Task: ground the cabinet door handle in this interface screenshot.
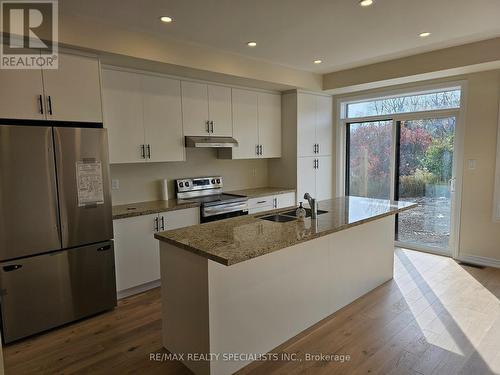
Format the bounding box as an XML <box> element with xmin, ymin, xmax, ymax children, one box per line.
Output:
<box><xmin>256</xmin><ymin>144</ymin><xmax>259</xmax><ymax>155</ymax></box>
<box><xmin>140</xmin><ymin>144</ymin><xmax>146</xmax><ymax>159</ymax></box>
<box><xmin>210</xmin><ymin>121</ymin><xmax>214</xmax><ymax>133</ymax></box>
<box><xmin>260</xmin><ymin>145</ymin><xmax>263</xmax><ymax>155</ymax></box>
<box><xmin>314</xmin><ymin>159</ymin><xmax>317</xmax><ymax>169</ymax></box>
<box><xmin>47</xmin><ymin>95</ymin><xmax>53</xmax><ymax>115</ymax></box>
<box><xmin>154</xmin><ymin>217</ymin><xmax>159</xmax><ymax>232</ymax></box>
<box><xmin>38</xmin><ymin>94</ymin><xmax>44</xmax><ymax>114</ymax></box>
<box><xmin>147</xmin><ymin>144</ymin><xmax>151</xmax><ymax>159</ymax></box>
<box><xmin>317</xmin><ymin>159</ymin><xmax>320</xmax><ymax>169</ymax></box>
<box><xmin>206</xmin><ymin>120</ymin><xmax>210</xmax><ymax>133</ymax></box>
<box><xmin>160</xmin><ymin>216</ymin><xmax>165</xmax><ymax>231</ymax></box>
<box><xmin>317</xmin><ymin>143</ymin><xmax>320</xmax><ymax>154</ymax></box>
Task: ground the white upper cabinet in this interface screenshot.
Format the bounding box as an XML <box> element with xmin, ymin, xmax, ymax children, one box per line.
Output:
<box><xmin>297</xmin><ymin>94</ymin><xmax>316</xmax><ymax>157</ymax></box>
<box><xmin>315</xmin><ymin>95</ymin><xmax>333</xmax><ymax>156</ymax></box>
<box><xmin>42</xmin><ymin>53</ymin><xmax>103</xmax><ymax>123</ymax></box>
<box><xmin>181</xmin><ymin>81</ymin><xmax>232</xmax><ymax>137</ymax></box>
<box><xmin>207</xmin><ymin>84</ymin><xmax>232</xmax><ymax>136</ymax></box>
<box><xmin>143</xmin><ymin>75</ymin><xmax>184</xmax><ymax>162</ymax></box>
<box><xmin>181</xmin><ymin>81</ymin><xmax>209</xmax><ymax>136</ymax></box>
<box><xmin>102</xmin><ymin>68</ymin><xmax>185</xmax><ymax>164</ymax></box>
<box><xmin>0</xmin><ymin>64</ymin><xmax>44</xmax><ymax>120</ymax></box>
<box><xmin>0</xmin><ymin>51</ymin><xmax>102</xmax><ymax>122</ymax></box>
<box><xmin>297</xmin><ymin>93</ymin><xmax>332</xmax><ymax>157</ymax></box>
<box><xmin>258</xmin><ymin>92</ymin><xmax>281</xmax><ymax>158</ymax></box>
<box><xmin>220</xmin><ymin>88</ymin><xmax>281</xmax><ymax>160</ymax></box>
<box><xmin>230</xmin><ymin>88</ymin><xmax>259</xmax><ymax>159</ymax></box>
<box><xmin>102</xmin><ymin>69</ymin><xmax>144</xmax><ymax>164</ymax></box>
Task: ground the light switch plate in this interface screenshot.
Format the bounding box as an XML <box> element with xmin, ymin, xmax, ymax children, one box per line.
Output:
<box><xmin>467</xmin><ymin>159</ymin><xmax>477</xmax><ymax>170</ymax></box>
<box><xmin>111</xmin><ymin>179</ymin><xmax>120</xmax><ymax>190</ymax></box>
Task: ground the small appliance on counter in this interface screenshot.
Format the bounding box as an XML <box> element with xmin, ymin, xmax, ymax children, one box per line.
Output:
<box><xmin>176</xmin><ymin>176</ymin><xmax>248</xmax><ymax>223</ymax></box>
<box><xmin>0</xmin><ymin>123</ymin><xmax>117</xmax><ymax>343</ymax></box>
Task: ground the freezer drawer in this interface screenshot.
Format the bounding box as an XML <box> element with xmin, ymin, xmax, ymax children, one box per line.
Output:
<box><xmin>0</xmin><ymin>241</ymin><xmax>117</xmax><ymax>343</ymax></box>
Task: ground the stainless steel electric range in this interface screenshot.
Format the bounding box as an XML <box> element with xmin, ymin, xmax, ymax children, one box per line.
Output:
<box><xmin>176</xmin><ymin>176</ymin><xmax>248</xmax><ymax>223</ymax></box>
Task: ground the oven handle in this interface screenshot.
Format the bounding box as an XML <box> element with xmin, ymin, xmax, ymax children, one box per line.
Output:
<box><xmin>202</xmin><ymin>202</ymin><xmax>249</xmax><ymax>217</ymax></box>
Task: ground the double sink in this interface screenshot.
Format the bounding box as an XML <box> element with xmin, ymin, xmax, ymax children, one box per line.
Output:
<box><xmin>259</xmin><ymin>208</ymin><xmax>328</xmax><ymax>223</ymax></box>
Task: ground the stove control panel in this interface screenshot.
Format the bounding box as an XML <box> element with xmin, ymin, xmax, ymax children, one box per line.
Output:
<box><xmin>176</xmin><ymin>176</ymin><xmax>223</xmax><ymax>193</ymax></box>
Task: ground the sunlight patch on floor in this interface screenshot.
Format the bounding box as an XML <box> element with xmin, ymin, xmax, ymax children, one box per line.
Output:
<box><xmin>394</xmin><ymin>248</ymin><xmax>500</xmax><ymax>361</ymax></box>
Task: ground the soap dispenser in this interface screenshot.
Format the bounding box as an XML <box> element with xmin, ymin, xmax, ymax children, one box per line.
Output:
<box><xmin>296</xmin><ymin>202</ymin><xmax>306</xmax><ymax>222</ymax></box>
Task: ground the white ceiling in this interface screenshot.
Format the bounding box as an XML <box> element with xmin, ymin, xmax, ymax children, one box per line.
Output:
<box><xmin>60</xmin><ymin>0</ymin><xmax>500</xmax><ymax>74</ymax></box>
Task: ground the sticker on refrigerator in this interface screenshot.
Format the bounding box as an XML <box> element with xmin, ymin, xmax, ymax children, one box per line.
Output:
<box><xmin>76</xmin><ymin>161</ymin><xmax>104</xmax><ymax>207</ymax></box>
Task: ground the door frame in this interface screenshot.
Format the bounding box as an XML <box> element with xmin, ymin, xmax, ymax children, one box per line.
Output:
<box><xmin>336</xmin><ymin>81</ymin><xmax>467</xmax><ymax>259</ymax></box>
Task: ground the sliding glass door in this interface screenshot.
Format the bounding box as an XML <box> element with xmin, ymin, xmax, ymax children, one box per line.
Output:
<box><xmin>346</xmin><ymin>116</ymin><xmax>457</xmax><ymax>255</ymax></box>
<box><xmin>395</xmin><ymin>117</ymin><xmax>456</xmax><ymax>253</ymax></box>
<box><xmin>346</xmin><ymin>120</ymin><xmax>393</xmax><ymax>199</ymax></box>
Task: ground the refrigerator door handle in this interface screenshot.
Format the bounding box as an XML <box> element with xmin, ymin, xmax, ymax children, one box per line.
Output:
<box><xmin>97</xmin><ymin>244</ymin><xmax>112</xmax><ymax>251</ymax></box>
<box><xmin>3</xmin><ymin>265</ymin><xmax>23</xmax><ymax>272</ymax></box>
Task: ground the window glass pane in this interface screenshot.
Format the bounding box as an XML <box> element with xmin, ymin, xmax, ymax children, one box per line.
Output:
<box><xmin>348</xmin><ymin>120</ymin><xmax>393</xmax><ymax>199</ymax></box>
<box><xmin>346</xmin><ymin>89</ymin><xmax>461</xmax><ymax>119</ymax></box>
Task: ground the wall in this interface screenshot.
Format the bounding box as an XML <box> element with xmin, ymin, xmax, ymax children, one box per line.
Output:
<box><xmin>56</xmin><ymin>15</ymin><xmax>321</xmax><ymax>92</ymax></box>
<box><xmin>110</xmin><ymin>148</ymin><xmax>269</xmax><ymax>205</ymax></box>
<box><xmin>333</xmin><ymin>70</ymin><xmax>500</xmax><ymax>263</ymax></box>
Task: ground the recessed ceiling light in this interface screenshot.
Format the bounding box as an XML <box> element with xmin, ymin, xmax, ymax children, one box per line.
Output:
<box><xmin>247</xmin><ymin>41</ymin><xmax>257</xmax><ymax>47</ymax></box>
<box><xmin>313</xmin><ymin>59</ymin><xmax>323</xmax><ymax>64</ymax></box>
<box><xmin>359</xmin><ymin>0</ymin><xmax>373</xmax><ymax>7</ymax></box>
<box><xmin>160</xmin><ymin>16</ymin><xmax>173</xmax><ymax>23</ymax></box>
<box><xmin>419</xmin><ymin>32</ymin><xmax>431</xmax><ymax>38</ymax></box>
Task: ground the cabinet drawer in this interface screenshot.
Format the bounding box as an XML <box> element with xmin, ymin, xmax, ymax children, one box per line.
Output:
<box><xmin>276</xmin><ymin>192</ymin><xmax>296</xmax><ymax>208</ymax></box>
<box><xmin>248</xmin><ymin>196</ymin><xmax>274</xmax><ymax>209</ymax></box>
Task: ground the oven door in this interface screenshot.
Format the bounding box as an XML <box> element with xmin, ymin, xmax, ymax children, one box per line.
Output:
<box><xmin>201</xmin><ymin>201</ymin><xmax>248</xmax><ymax>223</ymax></box>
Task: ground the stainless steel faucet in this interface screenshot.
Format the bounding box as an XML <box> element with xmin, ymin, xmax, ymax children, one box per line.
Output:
<box><xmin>303</xmin><ymin>193</ymin><xmax>318</xmax><ymax>219</ymax></box>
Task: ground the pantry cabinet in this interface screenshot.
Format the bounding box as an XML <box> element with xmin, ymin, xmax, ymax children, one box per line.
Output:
<box><xmin>297</xmin><ymin>93</ymin><xmax>332</xmax><ymax>157</ymax></box>
<box><xmin>297</xmin><ymin>156</ymin><xmax>332</xmax><ymax>205</ymax></box>
<box><xmin>113</xmin><ymin>207</ymin><xmax>199</xmax><ymax>296</ymax></box>
<box><xmin>181</xmin><ymin>81</ymin><xmax>232</xmax><ymax>137</ymax></box>
<box><xmin>0</xmin><ymin>51</ymin><xmax>102</xmax><ymax>122</ymax></box>
<box><xmin>219</xmin><ymin>88</ymin><xmax>281</xmax><ymax>159</ymax></box>
<box><xmin>102</xmin><ymin>68</ymin><xmax>184</xmax><ymax>164</ymax></box>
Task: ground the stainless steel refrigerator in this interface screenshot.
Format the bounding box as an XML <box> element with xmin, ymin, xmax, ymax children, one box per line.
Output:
<box><xmin>0</xmin><ymin>124</ymin><xmax>117</xmax><ymax>343</ymax></box>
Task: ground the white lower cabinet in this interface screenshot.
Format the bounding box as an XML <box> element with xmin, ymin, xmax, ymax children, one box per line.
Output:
<box><xmin>113</xmin><ymin>207</ymin><xmax>199</xmax><ymax>296</ymax></box>
<box><xmin>248</xmin><ymin>192</ymin><xmax>296</xmax><ymax>214</ymax></box>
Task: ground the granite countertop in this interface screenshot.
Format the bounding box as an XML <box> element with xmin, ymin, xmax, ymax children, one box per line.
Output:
<box><xmin>226</xmin><ymin>187</ymin><xmax>295</xmax><ymax>198</ymax></box>
<box><xmin>112</xmin><ymin>200</ymin><xmax>200</xmax><ymax>220</ymax></box>
<box><xmin>155</xmin><ymin>196</ymin><xmax>417</xmax><ymax>266</ymax></box>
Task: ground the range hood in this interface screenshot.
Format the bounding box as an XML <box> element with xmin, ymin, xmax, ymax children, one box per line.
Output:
<box><xmin>185</xmin><ymin>136</ymin><xmax>238</xmax><ymax>148</ymax></box>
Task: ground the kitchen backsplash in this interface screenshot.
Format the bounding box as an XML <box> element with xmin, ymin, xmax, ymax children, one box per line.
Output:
<box><xmin>110</xmin><ymin>148</ymin><xmax>269</xmax><ymax>205</ymax></box>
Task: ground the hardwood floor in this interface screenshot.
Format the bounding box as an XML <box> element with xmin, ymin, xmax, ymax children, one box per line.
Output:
<box><xmin>4</xmin><ymin>248</ymin><xmax>500</xmax><ymax>375</ymax></box>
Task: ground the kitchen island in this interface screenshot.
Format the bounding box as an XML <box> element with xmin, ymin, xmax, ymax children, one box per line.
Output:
<box><xmin>155</xmin><ymin>196</ymin><xmax>416</xmax><ymax>375</ymax></box>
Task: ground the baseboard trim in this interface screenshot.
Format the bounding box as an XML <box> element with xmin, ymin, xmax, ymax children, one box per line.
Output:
<box><xmin>457</xmin><ymin>254</ymin><xmax>500</xmax><ymax>269</ymax></box>
<box><xmin>117</xmin><ymin>279</ymin><xmax>161</xmax><ymax>299</ymax></box>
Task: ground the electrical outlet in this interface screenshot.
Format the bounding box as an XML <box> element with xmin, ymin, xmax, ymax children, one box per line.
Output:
<box><xmin>111</xmin><ymin>179</ymin><xmax>120</xmax><ymax>190</ymax></box>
